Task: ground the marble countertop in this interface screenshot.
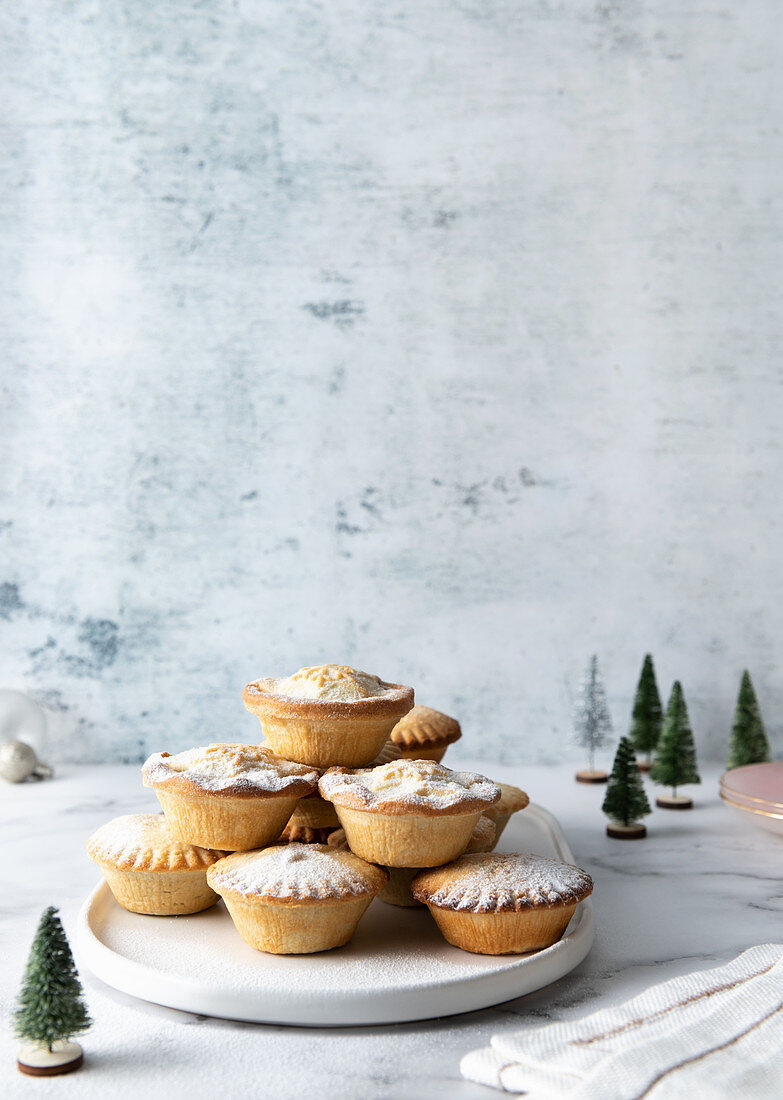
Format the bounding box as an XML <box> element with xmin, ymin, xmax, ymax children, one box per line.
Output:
<box><xmin>1</xmin><ymin>761</ymin><xmax>780</xmax><ymax>1098</ymax></box>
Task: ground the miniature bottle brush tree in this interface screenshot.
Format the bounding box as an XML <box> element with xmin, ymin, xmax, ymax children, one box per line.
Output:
<box><xmin>629</xmin><ymin>654</ymin><xmax>663</xmax><ymax>772</ymax></box>
<box><xmin>651</xmin><ymin>681</ymin><xmax>701</xmax><ymax>809</ymax></box>
<box><xmin>726</xmin><ymin>670</ymin><xmax>770</xmax><ymax>770</ymax></box>
<box><xmin>602</xmin><ymin>738</ymin><xmax>651</xmax><ymax>839</ymax></box>
<box><xmin>14</xmin><ymin>906</ymin><xmax>91</xmax><ymax>1076</ymax></box>
<box><xmin>574</xmin><ymin>655</ymin><xmax>613</xmax><ymax>783</ymax></box>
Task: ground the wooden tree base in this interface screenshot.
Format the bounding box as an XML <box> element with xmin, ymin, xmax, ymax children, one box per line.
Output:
<box><xmin>17</xmin><ymin>1042</ymin><xmax>83</xmax><ymax>1076</ymax></box>
<box><xmin>575</xmin><ymin>770</ymin><xmax>608</xmax><ymax>784</ymax></box>
<box><xmin>636</xmin><ymin>760</ymin><xmax>652</xmax><ymax>773</ymax></box>
<box><xmin>656</xmin><ymin>794</ymin><xmax>693</xmax><ymax>810</ymax></box>
<box><xmin>606</xmin><ymin>822</ymin><xmax>647</xmax><ymax>840</ymax></box>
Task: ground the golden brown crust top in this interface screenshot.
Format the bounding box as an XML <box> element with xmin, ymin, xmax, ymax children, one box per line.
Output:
<box><xmin>273</xmin><ymin>665</ymin><xmax>388</xmax><ymax>701</ymax></box>
<box><xmin>206</xmin><ymin>843</ymin><xmax>388</xmax><ymax>904</ymax></box>
<box><xmin>280</xmin><ymin>822</ymin><xmax>335</xmax><ymax>845</ymax></box>
<box><xmin>243</xmin><ymin>670</ymin><xmax>413</xmax><ymax>721</ymax></box>
<box><xmin>86</xmin><ymin>814</ymin><xmax>228</xmax><ymax>872</ymax></box>
<box><xmin>487</xmin><ymin>783</ymin><xmax>530</xmax><ymax>817</ymax></box>
<box><xmin>390</xmin><ymin>705</ymin><xmax>462</xmax><ymax>749</ymax></box>
<box><xmin>142</xmin><ymin>744</ymin><xmax>318</xmax><ymax>800</ymax></box>
<box><xmin>411</xmin><ymin>852</ymin><xmax>593</xmax><ymax>913</ymax></box>
<box><xmin>318</xmin><ymin>759</ymin><xmax>501</xmax><ymax>817</ymax></box>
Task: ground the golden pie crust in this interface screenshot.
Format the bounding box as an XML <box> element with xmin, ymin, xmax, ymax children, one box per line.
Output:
<box><xmin>319</xmin><ymin>761</ymin><xmax>500</xmax><ymax>868</ymax></box>
<box><xmin>390</xmin><ymin>705</ymin><xmax>462</xmax><ymax>762</ymax></box>
<box><xmin>86</xmin><ymin>814</ymin><xmax>228</xmax><ymax>915</ymax></box>
<box><xmin>280</xmin><ymin>822</ymin><xmax>335</xmax><ymax>844</ymax></box>
<box><xmin>207</xmin><ymin>843</ymin><xmax>388</xmax><ymax>954</ymax></box>
<box><xmin>278</xmin><ymin>739</ymin><xmax>401</xmax><ymax>843</ymax></box>
<box><xmin>328</xmin><ymin>813</ymin><xmax>497</xmax><ymax>908</ymax></box>
<box><xmin>142</xmin><ymin>744</ymin><xmax>318</xmax><ymax>851</ymax></box>
<box><xmin>328</xmin><ymin>814</ymin><xmax>495</xmax><ymax>857</ymax></box>
<box><xmin>411</xmin><ymin>852</ymin><xmax>593</xmax><ymax>955</ymax></box>
<box><xmin>142</xmin><ymin>743</ymin><xmax>318</xmax><ymax>800</ymax></box>
<box><xmin>483</xmin><ymin>783</ymin><xmax>530</xmax><ymax>842</ymax></box>
<box><xmin>242</xmin><ymin>670</ymin><xmax>414</xmax><ymax>769</ymax></box>
<box><xmin>86</xmin><ymin>814</ymin><xmax>227</xmax><ymax>872</ymax></box>
<box><xmin>330</xmin><ymin>810</ymin><xmax>485</xmax><ymax>867</ymax></box>
<box><xmin>318</xmin><ymin>759</ymin><xmax>500</xmax><ymax>817</ymax></box>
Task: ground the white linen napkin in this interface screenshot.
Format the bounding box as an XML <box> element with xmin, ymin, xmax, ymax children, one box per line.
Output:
<box><xmin>461</xmin><ymin>944</ymin><xmax>783</xmax><ymax>1098</ymax></box>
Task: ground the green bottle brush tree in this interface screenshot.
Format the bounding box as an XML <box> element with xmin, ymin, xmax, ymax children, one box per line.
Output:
<box><xmin>13</xmin><ymin>906</ymin><xmax>92</xmax><ymax>1076</ymax></box>
<box><xmin>726</xmin><ymin>670</ymin><xmax>770</xmax><ymax>770</ymax></box>
<box><xmin>651</xmin><ymin>681</ymin><xmax>701</xmax><ymax>809</ymax></box>
<box><xmin>602</xmin><ymin>737</ymin><xmax>651</xmax><ymax>839</ymax></box>
<box><xmin>629</xmin><ymin>654</ymin><xmax>663</xmax><ymax>771</ymax></box>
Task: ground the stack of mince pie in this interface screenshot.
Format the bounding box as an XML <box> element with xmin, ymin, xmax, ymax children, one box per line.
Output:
<box><xmin>86</xmin><ymin>664</ymin><xmax>592</xmax><ymax>956</ymax></box>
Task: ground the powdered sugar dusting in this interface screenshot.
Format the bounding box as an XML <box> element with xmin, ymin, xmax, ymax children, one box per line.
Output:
<box><xmin>412</xmin><ymin>853</ymin><xmax>593</xmax><ymax>913</ymax></box>
<box><xmin>208</xmin><ymin>844</ymin><xmax>387</xmax><ymax>901</ymax></box>
<box><xmin>319</xmin><ymin>759</ymin><xmax>500</xmax><ymax>812</ymax></box>
<box><xmin>143</xmin><ymin>744</ymin><xmax>318</xmax><ymax>794</ymax></box>
<box><xmin>273</xmin><ymin>664</ymin><xmax>387</xmax><ymax>701</ymax></box>
<box><xmin>86</xmin><ymin>814</ymin><xmax>227</xmax><ymax>871</ymax></box>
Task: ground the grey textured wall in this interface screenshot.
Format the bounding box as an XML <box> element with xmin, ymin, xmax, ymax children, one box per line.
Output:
<box><xmin>2</xmin><ymin>2</ymin><xmax>781</xmax><ymax>766</ymax></box>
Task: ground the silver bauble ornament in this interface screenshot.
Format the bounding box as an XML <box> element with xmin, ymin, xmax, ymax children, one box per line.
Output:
<box><xmin>0</xmin><ymin>740</ymin><xmax>53</xmax><ymax>783</ymax></box>
<box><xmin>0</xmin><ymin>740</ymin><xmax>38</xmax><ymax>782</ymax></box>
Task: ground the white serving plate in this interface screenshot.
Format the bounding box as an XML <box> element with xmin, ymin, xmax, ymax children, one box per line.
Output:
<box><xmin>77</xmin><ymin>803</ymin><xmax>594</xmax><ymax>1026</ymax></box>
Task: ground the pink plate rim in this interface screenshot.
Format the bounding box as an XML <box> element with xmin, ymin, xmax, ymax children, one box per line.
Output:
<box><xmin>720</xmin><ymin>761</ymin><xmax>783</xmax><ymax>808</ymax></box>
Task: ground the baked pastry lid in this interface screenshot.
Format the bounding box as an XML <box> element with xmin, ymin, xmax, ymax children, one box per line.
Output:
<box><xmin>318</xmin><ymin>760</ymin><xmax>501</xmax><ymax>817</ymax></box>
<box><xmin>243</xmin><ymin>678</ymin><xmax>414</xmax><ymax>720</ymax></box>
<box><xmin>390</xmin><ymin>705</ymin><xmax>462</xmax><ymax>749</ymax></box>
<box><xmin>86</xmin><ymin>814</ymin><xmax>229</xmax><ymax>872</ymax></box>
<box><xmin>142</xmin><ymin>744</ymin><xmax>319</xmax><ymax>800</ymax></box>
<box><xmin>411</xmin><ymin>852</ymin><xmax>593</xmax><ymax>913</ymax></box>
<box><xmin>280</xmin><ymin>823</ymin><xmax>335</xmax><ymax>845</ymax></box>
<box><xmin>492</xmin><ymin>783</ymin><xmax>530</xmax><ymax>815</ymax></box>
<box><xmin>206</xmin><ymin>844</ymin><xmax>389</xmax><ymax>905</ymax></box>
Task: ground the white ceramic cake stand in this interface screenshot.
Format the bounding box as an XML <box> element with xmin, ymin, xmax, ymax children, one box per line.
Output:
<box><xmin>77</xmin><ymin>803</ymin><xmax>594</xmax><ymax>1026</ymax></box>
